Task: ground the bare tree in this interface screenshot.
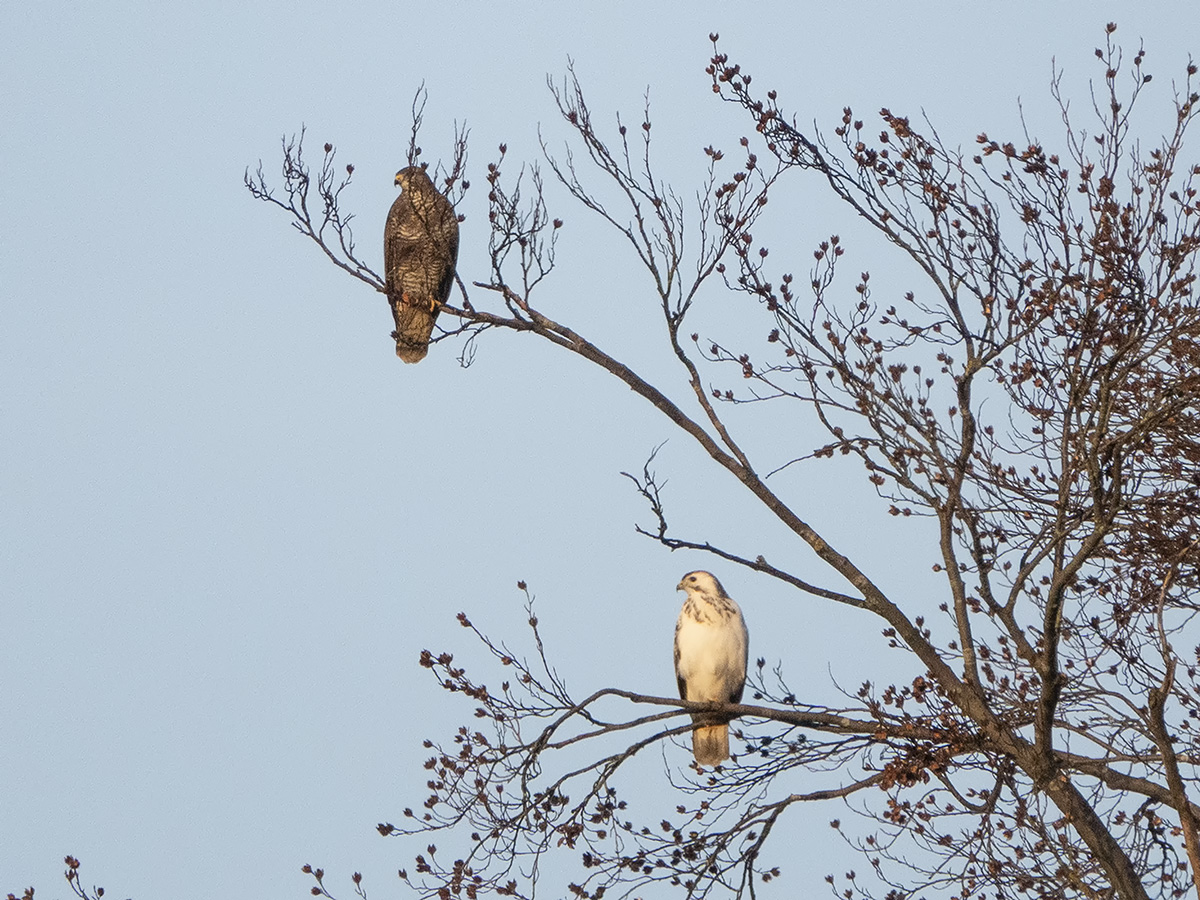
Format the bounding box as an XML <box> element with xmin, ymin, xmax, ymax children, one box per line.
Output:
<box><xmin>246</xmin><ymin>23</ymin><xmax>1200</xmax><ymax>900</ymax></box>
<box><xmin>6</xmin><ymin>857</ymin><xmax>114</xmax><ymax>900</ymax></box>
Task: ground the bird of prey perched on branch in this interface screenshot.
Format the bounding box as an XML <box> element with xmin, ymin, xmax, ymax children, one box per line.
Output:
<box><xmin>674</xmin><ymin>571</ymin><xmax>749</xmax><ymax>766</ymax></box>
<box><xmin>384</xmin><ymin>165</ymin><xmax>459</xmax><ymax>363</ymax></box>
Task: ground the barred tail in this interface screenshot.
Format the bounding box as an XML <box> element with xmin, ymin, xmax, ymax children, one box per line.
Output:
<box><xmin>390</xmin><ymin>294</ymin><xmax>438</xmax><ymax>364</ymax></box>
<box><xmin>692</xmin><ymin>723</ymin><xmax>729</xmax><ymax>766</ymax></box>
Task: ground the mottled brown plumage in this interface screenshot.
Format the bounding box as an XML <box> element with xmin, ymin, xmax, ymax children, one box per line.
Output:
<box><xmin>384</xmin><ymin>166</ymin><xmax>460</xmax><ymax>363</ymax></box>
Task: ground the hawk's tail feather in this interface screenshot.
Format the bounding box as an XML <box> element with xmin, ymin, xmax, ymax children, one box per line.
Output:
<box><xmin>692</xmin><ymin>723</ymin><xmax>729</xmax><ymax>766</ymax></box>
<box><xmin>393</xmin><ymin>335</ymin><xmax>430</xmax><ymax>363</ymax></box>
<box><xmin>390</xmin><ymin>292</ymin><xmax>438</xmax><ymax>364</ymax></box>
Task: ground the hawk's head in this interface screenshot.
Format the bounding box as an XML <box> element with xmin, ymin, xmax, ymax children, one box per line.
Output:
<box><xmin>394</xmin><ymin>165</ymin><xmax>432</xmax><ymax>191</ymax></box>
<box><xmin>678</xmin><ymin>571</ymin><xmax>726</xmax><ymax>598</ymax></box>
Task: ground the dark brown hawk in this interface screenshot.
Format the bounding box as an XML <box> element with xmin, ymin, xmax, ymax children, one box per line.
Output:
<box><xmin>384</xmin><ymin>166</ymin><xmax>460</xmax><ymax>363</ymax></box>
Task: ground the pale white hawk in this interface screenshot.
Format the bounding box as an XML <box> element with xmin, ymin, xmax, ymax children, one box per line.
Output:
<box><xmin>674</xmin><ymin>571</ymin><xmax>749</xmax><ymax>766</ymax></box>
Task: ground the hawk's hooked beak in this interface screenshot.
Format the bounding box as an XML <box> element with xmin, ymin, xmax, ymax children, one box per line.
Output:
<box><xmin>394</xmin><ymin>175</ymin><xmax>403</xmax><ymax>187</ymax></box>
<box><xmin>677</xmin><ymin>580</ymin><xmax>687</xmax><ymax>592</ymax></box>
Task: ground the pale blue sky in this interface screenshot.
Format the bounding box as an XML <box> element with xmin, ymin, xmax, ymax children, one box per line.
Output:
<box><xmin>4</xmin><ymin>2</ymin><xmax>1198</xmax><ymax>897</ymax></box>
